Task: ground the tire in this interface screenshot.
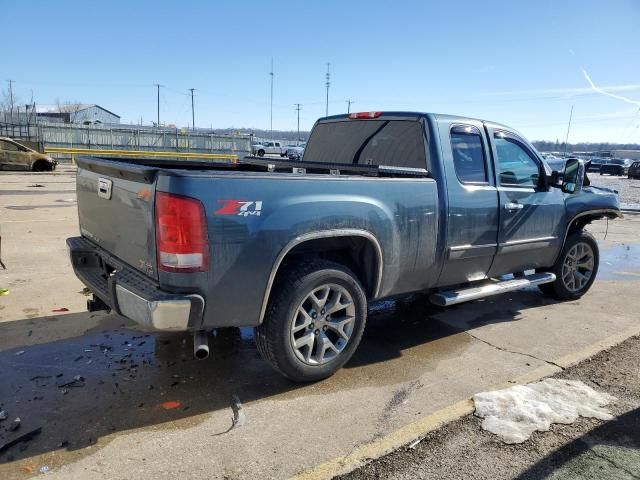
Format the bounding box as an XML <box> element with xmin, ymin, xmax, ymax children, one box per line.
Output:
<box><xmin>257</xmin><ymin>149</ymin><xmax>265</xmax><ymax>157</ymax></box>
<box><xmin>538</xmin><ymin>230</ymin><xmax>599</xmax><ymax>301</ymax></box>
<box><xmin>255</xmin><ymin>259</ymin><xmax>367</xmax><ymax>382</ymax></box>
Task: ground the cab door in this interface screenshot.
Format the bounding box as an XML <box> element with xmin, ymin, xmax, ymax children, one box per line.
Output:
<box><xmin>486</xmin><ymin>128</ymin><xmax>565</xmax><ymax>276</ymax></box>
<box><xmin>437</xmin><ymin>122</ymin><xmax>500</xmax><ymax>286</ymax></box>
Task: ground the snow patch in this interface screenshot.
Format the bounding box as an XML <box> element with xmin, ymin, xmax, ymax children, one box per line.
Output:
<box><xmin>473</xmin><ymin>379</ymin><xmax>615</xmax><ymax>444</ymax></box>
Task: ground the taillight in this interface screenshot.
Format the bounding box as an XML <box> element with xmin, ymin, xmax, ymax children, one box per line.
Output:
<box><xmin>348</xmin><ymin>111</ymin><xmax>382</xmax><ymax>119</ymax></box>
<box><xmin>155</xmin><ymin>192</ymin><xmax>209</xmax><ymax>273</ymax></box>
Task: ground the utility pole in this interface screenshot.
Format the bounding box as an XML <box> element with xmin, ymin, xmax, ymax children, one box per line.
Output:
<box><xmin>7</xmin><ymin>80</ymin><xmax>14</xmax><ymax>123</ymax></box>
<box><xmin>294</xmin><ymin>103</ymin><xmax>302</xmax><ymax>143</ymax></box>
<box><xmin>154</xmin><ymin>83</ymin><xmax>164</xmax><ymax>127</ymax></box>
<box><xmin>563</xmin><ymin>105</ymin><xmax>574</xmax><ymax>157</ymax></box>
<box><xmin>269</xmin><ymin>58</ymin><xmax>274</xmax><ymax>139</ymax></box>
<box><xmin>188</xmin><ymin>88</ymin><xmax>196</xmax><ymax>131</ymax></box>
<box><xmin>325</xmin><ymin>63</ymin><xmax>331</xmax><ymax>117</ymax></box>
<box><xmin>346</xmin><ymin>99</ymin><xmax>353</xmax><ymax>114</ymax></box>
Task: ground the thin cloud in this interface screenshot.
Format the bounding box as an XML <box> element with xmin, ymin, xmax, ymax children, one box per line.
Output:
<box><xmin>486</xmin><ymin>84</ymin><xmax>640</xmax><ymax>98</ymax></box>
<box><xmin>581</xmin><ymin>68</ymin><xmax>640</xmax><ymax>107</ymax></box>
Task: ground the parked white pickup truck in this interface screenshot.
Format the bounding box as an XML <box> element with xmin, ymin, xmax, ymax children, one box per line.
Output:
<box><xmin>252</xmin><ymin>141</ymin><xmax>287</xmax><ymax>157</ymax></box>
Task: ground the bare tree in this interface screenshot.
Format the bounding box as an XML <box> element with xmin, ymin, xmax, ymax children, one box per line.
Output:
<box><xmin>54</xmin><ymin>99</ymin><xmax>84</xmax><ymax>122</ymax></box>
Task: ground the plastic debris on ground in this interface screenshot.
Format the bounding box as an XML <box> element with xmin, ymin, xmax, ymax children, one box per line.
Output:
<box><xmin>51</xmin><ymin>307</ymin><xmax>69</xmax><ymax>312</ymax></box>
<box><xmin>0</xmin><ymin>288</ymin><xmax>9</xmax><ymax>296</ymax></box>
<box><xmin>160</xmin><ymin>400</ymin><xmax>182</xmax><ymax>410</ymax></box>
<box><xmin>473</xmin><ymin>378</ymin><xmax>615</xmax><ymax>444</ymax></box>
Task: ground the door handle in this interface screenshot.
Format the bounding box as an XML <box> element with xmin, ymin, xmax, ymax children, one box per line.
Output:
<box><xmin>504</xmin><ymin>202</ymin><xmax>524</xmax><ymax>211</ymax></box>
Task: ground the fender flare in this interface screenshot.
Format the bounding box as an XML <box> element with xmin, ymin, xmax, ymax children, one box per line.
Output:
<box><xmin>258</xmin><ymin>229</ymin><xmax>384</xmax><ymax>323</ymax></box>
<box><xmin>555</xmin><ymin>208</ymin><xmax>622</xmax><ymax>263</ymax></box>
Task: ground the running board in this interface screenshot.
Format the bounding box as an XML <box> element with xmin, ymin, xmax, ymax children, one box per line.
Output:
<box><xmin>429</xmin><ymin>272</ymin><xmax>556</xmax><ymax>307</ymax></box>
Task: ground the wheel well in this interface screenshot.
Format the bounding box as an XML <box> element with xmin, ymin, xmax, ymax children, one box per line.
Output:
<box><xmin>32</xmin><ymin>159</ymin><xmax>53</xmax><ymax>172</ymax></box>
<box><xmin>277</xmin><ymin>236</ymin><xmax>381</xmax><ymax>299</ymax></box>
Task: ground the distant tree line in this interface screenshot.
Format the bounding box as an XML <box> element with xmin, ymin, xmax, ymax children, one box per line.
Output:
<box><xmin>532</xmin><ymin>140</ymin><xmax>640</xmax><ymax>153</ymax></box>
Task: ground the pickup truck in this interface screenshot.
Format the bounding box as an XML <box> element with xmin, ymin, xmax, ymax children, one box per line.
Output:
<box><xmin>251</xmin><ymin>140</ymin><xmax>287</xmax><ymax>157</ymax></box>
<box><xmin>67</xmin><ymin>111</ymin><xmax>621</xmax><ymax>382</ymax></box>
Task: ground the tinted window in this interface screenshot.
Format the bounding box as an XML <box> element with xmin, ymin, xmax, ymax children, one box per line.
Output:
<box><xmin>450</xmin><ymin>126</ymin><xmax>487</xmax><ymax>183</ymax></box>
<box><xmin>494</xmin><ymin>136</ymin><xmax>540</xmax><ymax>187</ymax></box>
<box><xmin>303</xmin><ymin>120</ymin><xmax>427</xmax><ymax>169</ymax></box>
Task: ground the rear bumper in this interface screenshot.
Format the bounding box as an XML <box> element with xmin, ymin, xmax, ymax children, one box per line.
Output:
<box><xmin>67</xmin><ymin>236</ymin><xmax>204</xmax><ymax>331</ymax></box>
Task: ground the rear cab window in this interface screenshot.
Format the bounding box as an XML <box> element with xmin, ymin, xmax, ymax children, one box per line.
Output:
<box><xmin>303</xmin><ymin>119</ymin><xmax>427</xmax><ymax>169</ymax></box>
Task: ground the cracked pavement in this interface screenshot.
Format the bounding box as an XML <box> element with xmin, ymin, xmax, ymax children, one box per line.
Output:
<box><xmin>341</xmin><ymin>334</ymin><xmax>640</xmax><ymax>480</ymax></box>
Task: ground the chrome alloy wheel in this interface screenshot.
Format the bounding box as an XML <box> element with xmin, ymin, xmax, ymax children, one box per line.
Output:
<box><xmin>289</xmin><ymin>283</ymin><xmax>356</xmax><ymax>365</ymax></box>
<box><xmin>561</xmin><ymin>241</ymin><xmax>595</xmax><ymax>292</ymax></box>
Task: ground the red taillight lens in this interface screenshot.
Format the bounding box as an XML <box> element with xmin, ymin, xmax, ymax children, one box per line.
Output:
<box><xmin>155</xmin><ymin>192</ymin><xmax>209</xmax><ymax>272</ymax></box>
<box><xmin>348</xmin><ymin>111</ymin><xmax>382</xmax><ymax>119</ymax></box>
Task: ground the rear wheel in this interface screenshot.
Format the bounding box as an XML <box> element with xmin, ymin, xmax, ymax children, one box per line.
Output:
<box><xmin>255</xmin><ymin>260</ymin><xmax>367</xmax><ymax>382</ymax></box>
<box><xmin>538</xmin><ymin>230</ymin><xmax>599</xmax><ymax>300</ymax></box>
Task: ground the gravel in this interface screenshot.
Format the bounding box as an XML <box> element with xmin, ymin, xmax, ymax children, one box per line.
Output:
<box><xmin>340</xmin><ymin>335</ymin><xmax>640</xmax><ymax>480</ymax></box>
<box><xmin>590</xmin><ymin>175</ymin><xmax>640</xmax><ymax>206</ymax></box>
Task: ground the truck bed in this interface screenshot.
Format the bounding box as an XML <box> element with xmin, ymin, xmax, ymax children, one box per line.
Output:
<box><xmin>75</xmin><ymin>155</ymin><xmax>431</xmax><ymax>180</ymax></box>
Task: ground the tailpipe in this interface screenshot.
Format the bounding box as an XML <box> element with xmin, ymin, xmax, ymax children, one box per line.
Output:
<box><xmin>193</xmin><ymin>330</ymin><xmax>210</xmax><ymax>360</ymax></box>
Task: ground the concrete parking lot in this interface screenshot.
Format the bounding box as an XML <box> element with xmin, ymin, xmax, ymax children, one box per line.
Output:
<box><xmin>1</xmin><ymin>166</ymin><xmax>640</xmax><ymax>479</ymax></box>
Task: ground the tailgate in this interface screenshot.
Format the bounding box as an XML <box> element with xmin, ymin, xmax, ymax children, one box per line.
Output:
<box><xmin>75</xmin><ymin>157</ymin><xmax>158</xmax><ymax>279</ymax></box>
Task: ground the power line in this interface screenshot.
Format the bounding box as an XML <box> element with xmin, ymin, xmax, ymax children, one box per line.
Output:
<box><xmin>188</xmin><ymin>88</ymin><xmax>196</xmax><ymax>131</ymax></box>
<box><xmin>325</xmin><ymin>63</ymin><xmax>331</xmax><ymax>116</ymax></box>
<box><xmin>153</xmin><ymin>83</ymin><xmax>164</xmax><ymax>127</ymax></box>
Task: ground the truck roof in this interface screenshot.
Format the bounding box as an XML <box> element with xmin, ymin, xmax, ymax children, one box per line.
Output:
<box><xmin>317</xmin><ymin>111</ymin><xmax>514</xmax><ymax>131</ymax></box>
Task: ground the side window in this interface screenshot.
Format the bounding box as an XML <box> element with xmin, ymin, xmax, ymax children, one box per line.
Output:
<box><xmin>450</xmin><ymin>126</ymin><xmax>488</xmax><ymax>184</ymax></box>
<box><xmin>0</xmin><ymin>141</ymin><xmax>20</xmax><ymax>151</ymax></box>
<box><xmin>494</xmin><ymin>135</ymin><xmax>541</xmax><ymax>187</ymax></box>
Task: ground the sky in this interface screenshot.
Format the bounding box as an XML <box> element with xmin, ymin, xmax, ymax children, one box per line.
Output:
<box><xmin>2</xmin><ymin>0</ymin><xmax>640</xmax><ymax>143</ymax></box>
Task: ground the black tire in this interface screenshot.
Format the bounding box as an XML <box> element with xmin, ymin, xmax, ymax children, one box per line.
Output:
<box><xmin>538</xmin><ymin>230</ymin><xmax>599</xmax><ymax>300</ymax></box>
<box><xmin>257</xmin><ymin>149</ymin><xmax>265</xmax><ymax>157</ymax></box>
<box><xmin>255</xmin><ymin>259</ymin><xmax>367</xmax><ymax>382</ymax></box>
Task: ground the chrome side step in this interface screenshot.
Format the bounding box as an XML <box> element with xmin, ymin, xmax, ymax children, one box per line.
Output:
<box><xmin>429</xmin><ymin>272</ymin><xmax>556</xmax><ymax>307</ymax></box>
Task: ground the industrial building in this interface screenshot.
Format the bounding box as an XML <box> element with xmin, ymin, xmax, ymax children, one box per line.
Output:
<box><xmin>34</xmin><ymin>104</ymin><xmax>120</xmax><ymax>125</ymax></box>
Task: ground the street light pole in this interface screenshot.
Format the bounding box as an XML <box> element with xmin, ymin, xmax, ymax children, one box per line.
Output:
<box><xmin>346</xmin><ymin>99</ymin><xmax>353</xmax><ymax>113</ymax></box>
<box><xmin>269</xmin><ymin>58</ymin><xmax>274</xmax><ymax>139</ymax></box>
<box><xmin>189</xmin><ymin>88</ymin><xmax>196</xmax><ymax>131</ymax></box>
<box><xmin>325</xmin><ymin>63</ymin><xmax>330</xmax><ymax>117</ymax></box>
<box><xmin>154</xmin><ymin>83</ymin><xmax>164</xmax><ymax>127</ymax></box>
<box><xmin>294</xmin><ymin>103</ymin><xmax>302</xmax><ymax>143</ymax></box>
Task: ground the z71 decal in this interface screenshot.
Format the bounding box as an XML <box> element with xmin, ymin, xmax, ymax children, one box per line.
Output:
<box><xmin>215</xmin><ymin>200</ymin><xmax>263</xmax><ymax>217</ymax></box>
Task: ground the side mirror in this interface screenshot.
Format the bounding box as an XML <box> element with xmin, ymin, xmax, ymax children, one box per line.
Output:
<box><xmin>561</xmin><ymin>158</ymin><xmax>585</xmax><ymax>194</ymax></box>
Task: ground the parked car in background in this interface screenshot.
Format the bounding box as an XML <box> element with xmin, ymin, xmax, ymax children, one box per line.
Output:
<box><xmin>600</xmin><ymin>158</ymin><xmax>632</xmax><ymax>176</ymax></box>
<box><xmin>67</xmin><ymin>111</ymin><xmax>620</xmax><ymax>381</ymax></box>
<box><xmin>251</xmin><ymin>141</ymin><xmax>287</xmax><ymax>157</ymax></box>
<box><xmin>0</xmin><ymin>137</ymin><xmax>57</xmax><ymax>172</ymax></box>
<box><xmin>286</xmin><ymin>143</ymin><xmax>305</xmax><ymax>160</ymax></box>
<box><xmin>628</xmin><ymin>161</ymin><xmax>640</xmax><ymax>179</ymax></box>
<box><xmin>542</xmin><ymin>154</ymin><xmax>566</xmax><ymax>172</ymax></box>
<box><xmin>588</xmin><ymin>157</ymin><xmax>605</xmax><ymax>173</ymax></box>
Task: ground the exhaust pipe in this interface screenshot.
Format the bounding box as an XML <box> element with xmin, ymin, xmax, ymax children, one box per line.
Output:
<box><xmin>193</xmin><ymin>330</ymin><xmax>210</xmax><ymax>360</ymax></box>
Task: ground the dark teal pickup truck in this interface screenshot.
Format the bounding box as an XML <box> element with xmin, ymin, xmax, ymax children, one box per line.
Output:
<box><xmin>67</xmin><ymin>111</ymin><xmax>621</xmax><ymax>381</ymax></box>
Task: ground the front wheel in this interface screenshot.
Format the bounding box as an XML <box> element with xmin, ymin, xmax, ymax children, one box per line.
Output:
<box><xmin>538</xmin><ymin>230</ymin><xmax>599</xmax><ymax>300</ymax></box>
<box><xmin>255</xmin><ymin>260</ymin><xmax>367</xmax><ymax>382</ymax></box>
<box><xmin>257</xmin><ymin>149</ymin><xmax>265</xmax><ymax>157</ymax></box>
